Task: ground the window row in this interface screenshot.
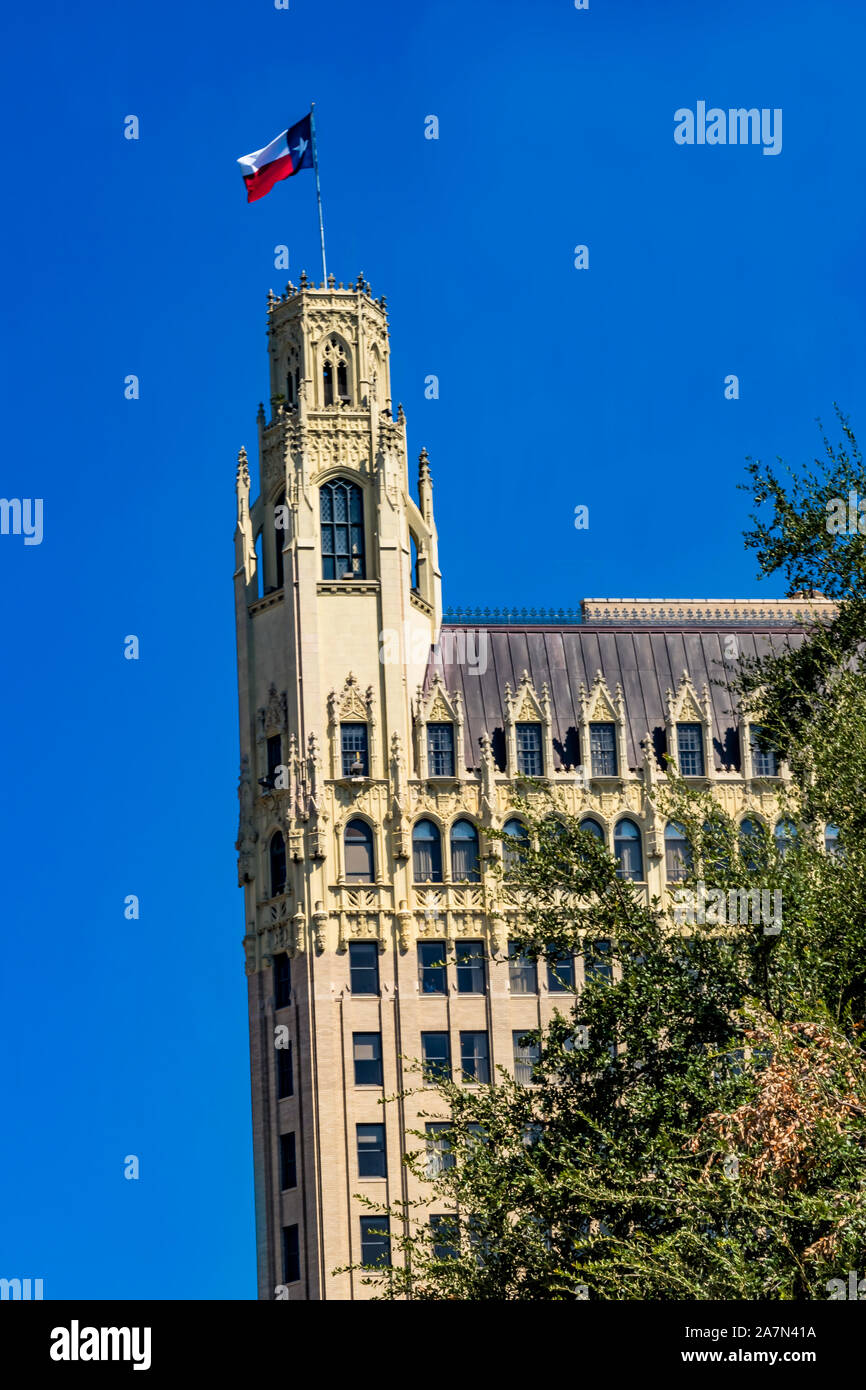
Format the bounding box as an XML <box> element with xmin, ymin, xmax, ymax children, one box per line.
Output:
<box><xmin>345</xmin><ymin>938</ymin><xmax>611</xmax><ymax>996</ymax></box>
<box><xmin>350</xmin><ymin>1029</ymin><xmax>543</xmax><ymax>1087</ymax></box>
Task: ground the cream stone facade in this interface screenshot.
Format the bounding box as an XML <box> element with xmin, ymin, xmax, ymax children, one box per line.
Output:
<box><xmin>233</xmin><ymin>275</ymin><xmax>834</xmax><ymax>1299</ymax></box>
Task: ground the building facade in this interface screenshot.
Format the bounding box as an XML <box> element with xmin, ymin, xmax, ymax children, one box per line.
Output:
<box><xmin>233</xmin><ymin>274</ymin><xmax>832</xmax><ymax>1299</ymax></box>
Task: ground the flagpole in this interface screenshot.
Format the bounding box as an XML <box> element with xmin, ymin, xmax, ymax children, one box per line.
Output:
<box><xmin>310</xmin><ymin>103</ymin><xmax>328</xmax><ymax>283</ymax></box>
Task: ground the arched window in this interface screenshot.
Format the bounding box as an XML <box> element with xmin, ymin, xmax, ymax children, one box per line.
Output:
<box><xmin>322</xmin><ymin>335</ymin><xmax>351</xmax><ymax>405</ymax></box>
<box><xmin>413</xmin><ymin>819</ymin><xmax>443</xmax><ymax>882</ymax></box>
<box><xmin>320</xmin><ymin>479</ymin><xmax>365</xmax><ymax>579</ymax></box>
<box><xmin>273</xmin><ymin>490</ymin><xmax>285</xmax><ymax>590</ymax></box>
<box><xmin>664</xmin><ymin>822</ymin><xmax>691</xmax><ymax>882</ymax></box>
<box><xmin>269</xmin><ymin>831</ymin><xmax>287</xmax><ymax>898</ymax></box>
<box><xmin>774</xmin><ymin>819</ymin><xmax>797</xmax><ymax>858</ymax></box>
<box><xmin>345</xmin><ymin>820</ymin><xmax>374</xmax><ymax>882</ymax></box>
<box><xmin>580</xmin><ymin>818</ymin><xmax>605</xmax><ymax>841</ymax></box>
<box><xmin>825</xmin><ymin>823</ymin><xmax>842</xmax><ymax>858</ymax></box>
<box><xmin>503</xmin><ymin>818</ymin><xmax>529</xmax><ymax>873</ymax></box>
<box><xmin>739</xmin><ymin>818</ymin><xmax>761</xmax><ymax>872</ymax></box>
<box><xmin>614</xmin><ymin>819</ymin><xmax>643</xmax><ymax>881</ymax></box>
<box><xmin>450</xmin><ymin>820</ymin><xmax>480</xmax><ymax>882</ymax></box>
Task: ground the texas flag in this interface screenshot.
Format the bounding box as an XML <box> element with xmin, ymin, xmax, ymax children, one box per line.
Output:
<box><xmin>238</xmin><ymin>113</ymin><xmax>314</xmax><ymax>203</ymax></box>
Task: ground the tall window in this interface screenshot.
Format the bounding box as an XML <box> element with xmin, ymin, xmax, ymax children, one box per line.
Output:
<box><xmin>418</xmin><ymin>941</ymin><xmax>447</xmax><ymax>994</ymax></box>
<box><xmin>580</xmin><ymin>818</ymin><xmax>605</xmax><ymax>844</ymax></box>
<box><xmin>279</xmin><ymin>1132</ymin><xmax>297</xmax><ymax>1190</ymax></box>
<box><xmin>460</xmin><ymin>1031</ymin><xmax>491</xmax><ymax>1084</ymax></box>
<box><xmin>413</xmin><ymin>819</ymin><xmax>443</xmax><ymax>882</ymax></box>
<box><xmin>344</xmin><ymin>820</ymin><xmax>374</xmax><ymax>882</ymax></box>
<box><xmin>546</xmin><ymin>951</ymin><xmax>575</xmax><ymax>992</ymax></box>
<box><xmin>430</xmin><ymin>1215</ymin><xmax>459</xmax><ymax>1261</ymax></box>
<box><xmin>427</xmin><ymin>723</ymin><xmax>455</xmax><ymax>777</ymax></box>
<box><xmin>589</xmin><ymin>723</ymin><xmax>617</xmax><ymax>777</ymax></box>
<box><xmin>508</xmin><ymin>940</ymin><xmax>538</xmax><ymax>995</ymax></box>
<box><xmin>503</xmin><ymin>818</ymin><xmax>528</xmax><ymax>872</ymax></box>
<box><xmin>341</xmin><ymin>723</ymin><xmax>368</xmax><ymax>777</ymax></box>
<box><xmin>513</xmin><ymin>1032</ymin><xmax>540</xmax><ymax>1085</ymax></box>
<box><xmin>274</xmin><ymin>952</ymin><xmax>291</xmax><ymax>1009</ymax></box>
<box><xmin>269</xmin><ymin>831</ymin><xmax>287</xmax><ymax>897</ymax></box>
<box><xmin>825</xmin><ymin>823</ymin><xmax>842</xmax><ymax>857</ymax></box>
<box><xmin>322</xmin><ymin>336</ymin><xmax>352</xmax><ymax>406</ymax></box>
<box><xmin>273</xmin><ymin>490</ymin><xmax>285</xmax><ymax>590</ymax></box>
<box><xmin>614</xmin><ymin>819</ymin><xmax>643</xmax><ymax>881</ymax></box>
<box><xmin>356</xmin><ymin>1124</ymin><xmax>386</xmax><ymax>1178</ymax></box>
<box><xmin>359</xmin><ymin>1217</ymin><xmax>391</xmax><ymax>1269</ymax></box>
<box><xmin>455</xmin><ymin>940</ymin><xmax>486</xmax><ymax>994</ymax></box>
<box><xmin>516</xmin><ymin>723</ymin><xmax>543</xmax><ymax>776</ymax></box>
<box><xmin>265</xmin><ymin>734</ymin><xmax>282</xmax><ymax>790</ymax></box>
<box><xmin>585</xmin><ymin>939</ymin><xmax>613</xmax><ymax>985</ymax></box>
<box><xmin>677</xmin><ymin>723</ymin><xmax>705</xmax><ymax>776</ymax></box>
<box><xmin>665</xmin><ymin>822</ymin><xmax>691</xmax><ymax>882</ymax></box>
<box><xmin>349</xmin><ymin>942</ymin><xmax>379</xmax><ymax>995</ymax></box>
<box><xmin>353</xmin><ymin>1033</ymin><xmax>383</xmax><ymax>1086</ymax></box>
<box><xmin>282</xmin><ymin>1225</ymin><xmax>300</xmax><ymax>1283</ymax></box>
<box><xmin>425</xmin><ymin>1123</ymin><xmax>454</xmax><ymax>1177</ymax></box>
<box><xmin>750</xmin><ymin>725</ymin><xmax>779</xmax><ymax>777</ymax></box>
<box><xmin>320</xmin><ymin>479</ymin><xmax>365</xmax><ymax>579</ymax></box>
<box><xmin>421</xmin><ymin>1032</ymin><xmax>451</xmax><ymax>1083</ymax></box>
<box><xmin>277</xmin><ymin>1040</ymin><xmax>293</xmax><ymax>1098</ymax></box>
<box><xmin>774</xmin><ymin>819</ymin><xmax>797</xmax><ymax>858</ymax></box>
<box><xmin>739</xmin><ymin>818</ymin><xmax>761</xmax><ymax>871</ymax></box>
<box><xmin>450</xmin><ymin>819</ymin><xmax>480</xmax><ymax>882</ymax></box>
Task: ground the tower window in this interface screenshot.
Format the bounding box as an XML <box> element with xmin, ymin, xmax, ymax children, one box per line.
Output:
<box><xmin>266</xmin><ymin>735</ymin><xmax>282</xmax><ymax>790</ymax></box>
<box><xmin>413</xmin><ymin>819</ymin><xmax>443</xmax><ymax>882</ymax></box>
<box><xmin>589</xmin><ymin>723</ymin><xmax>617</xmax><ymax>777</ymax></box>
<box><xmin>337</xmin><ymin>360</ymin><xmax>349</xmax><ymax>401</ymax></box>
<box><xmin>277</xmin><ymin>1040</ymin><xmax>293</xmax><ymax>1098</ymax></box>
<box><xmin>279</xmin><ymin>1132</ymin><xmax>297</xmax><ymax>1189</ymax></box>
<box><xmin>282</xmin><ymin>1224</ymin><xmax>301</xmax><ymax>1283</ymax></box>
<box><xmin>320</xmin><ymin>480</ymin><xmax>365</xmax><ymax>579</ymax></box>
<box><xmin>274</xmin><ymin>952</ymin><xmax>291</xmax><ymax>1009</ymax></box>
<box><xmin>323</xmin><ymin>336</ymin><xmax>351</xmax><ymax>406</ymax></box>
<box><xmin>269</xmin><ymin>831</ymin><xmax>287</xmax><ymax>897</ymax></box>
<box><xmin>344</xmin><ymin>820</ymin><xmax>374</xmax><ymax>882</ymax></box>
<box><xmin>273</xmin><ymin>490</ymin><xmax>285</xmax><ymax>590</ymax></box>
<box><xmin>677</xmin><ymin>723</ymin><xmax>705</xmax><ymax>777</ymax></box>
<box><xmin>516</xmin><ymin>723</ymin><xmax>543</xmax><ymax>776</ymax></box>
<box><xmin>427</xmin><ymin>723</ymin><xmax>454</xmax><ymax>777</ymax></box>
<box><xmin>341</xmin><ymin>723</ymin><xmax>368</xmax><ymax>777</ymax></box>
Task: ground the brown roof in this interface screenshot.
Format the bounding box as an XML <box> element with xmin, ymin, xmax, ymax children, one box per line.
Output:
<box><xmin>425</xmin><ymin>623</ymin><xmax>806</xmax><ymax>774</ymax></box>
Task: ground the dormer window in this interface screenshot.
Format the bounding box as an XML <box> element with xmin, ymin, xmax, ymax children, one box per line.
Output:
<box><xmin>516</xmin><ymin>723</ymin><xmax>543</xmax><ymax>776</ymax></box>
<box><xmin>677</xmin><ymin>723</ymin><xmax>705</xmax><ymax>777</ymax></box>
<box><xmin>749</xmin><ymin>725</ymin><xmax>779</xmax><ymax>777</ymax></box>
<box><xmin>427</xmin><ymin>723</ymin><xmax>454</xmax><ymax>777</ymax></box>
<box><xmin>589</xmin><ymin>722</ymin><xmax>617</xmax><ymax>777</ymax></box>
<box><xmin>341</xmin><ymin>723</ymin><xmax>368</xmax><ymax>777</ymax></box>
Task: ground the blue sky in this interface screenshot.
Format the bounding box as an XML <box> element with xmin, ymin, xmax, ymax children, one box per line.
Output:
<box><xmin>1</xmin><ymin>0</ymin><xmax>864</xmax><ymax>1298</ymax></box>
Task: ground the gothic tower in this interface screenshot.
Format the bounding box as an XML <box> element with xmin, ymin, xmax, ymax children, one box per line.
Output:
<box><xmin>234</xmin><ymin>274</ymin><xmax>442</xmax><ymax>1298</ymax></box>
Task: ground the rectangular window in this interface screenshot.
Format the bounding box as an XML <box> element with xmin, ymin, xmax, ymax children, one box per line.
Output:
<box><xmin>585</xmin><ymin>939</ymin><xmax>613</xmax><ymax>985</ymax></box>
<box><xmin>274</xmin><ymin>953</ymin><xmax>291</xmax><ymax>1010</ymax></box>
<box><xmin>677</xmin><ymin>723</ymin><xmax>705</xmax><ymax>777</ymax></box>
<box><xmin>282</xmin><ymin>1224</ymin><xmax>300</xmax><ymax>1284</ymax></box>
<box><xmin>353</xmin><ymin>1032</ymin><xmax>383</xmax><ymax>1086</ymax></box>
<box><xmin>513</xmin><ymin>1031</ymin><xmax>540</xmax><ymax>1085</ymax></box>
<box><xmin>427</xmin><ymin>723</ymin><xmax>455</xmax><ymax>777</ymax></box>
<box><xmin>359</xmin><ymin>1217</ymin><xmax>391</xmax><ymax>1269</ymax></box>
<box><xmin>349</xmin><ymin>941</ymin><xmax>379</xmax><ymax>995</ymax></box>
<box><xmin>750</xmin><ymin>726</ymin><xmax>779</xmax><ymax>777</ymax></box>
<box><xmin>430</xmin><ymin>1214</ymin><xmax>459</xmax><ymax>1261</ymax></box>
<box><xmin>418</xmin><ymin>941</ymin><xmax>447</xmax><ymax>994</ymax></box>
<box><xmin>279</xmin><ymin>1132</ymin><xmax>297</xmax><ymax>1190</ymax></box>
<box><xmin>516</xmin><ymin>722</ymin><xmax>543</xmax><ymax>776</ymax></box>
<box><xmin>421</xmin><ymin>1031</ymin><xmax>452</xmax><ymax>1083</ymax></box>
<box><xmin>341</xmin><ymin>723</ymin><xmax>369</xmax><ymax>777</ymax></box>
<box><xmin>356</xmin><ymin>1123</ymin><xmax>387</xmax><ymax>1178</ymax></box>
<box><xmin>589</xmin><ymin>722</ymin><xmax>617</xmax><ymax>776</ymax></box>
<box><xmin>508</xmin><ymin>940</ymin><xmax>538</xmax><ymax>994</ymax></box>
<box><xmin>460</xmin><ymin>1031</ymin><xmax>490</xmax><ymax>1084</ymax></box>
<box><xmin>546</xmin><ymin>953</ymin><xmax>575</xmax><ymax>992</ymax></box>
<box><xmin>425</xmin><ymin>1123</ymin><xmax>454</xmax><ymax>1177</ymax></box>
<box><xmin>455</xmin><ymin>939</ymin><xmax>486</xmax><ymax>994</ymax></box>
<box><xmin>266</xmin><ymin>734</ymin><xmax>282</xmax><ymax>789</ymax></box>
<box><xmin>277</xmin><ymin>1040</ymin><xmax>293</xmax><ymax>1098</ymax></box>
